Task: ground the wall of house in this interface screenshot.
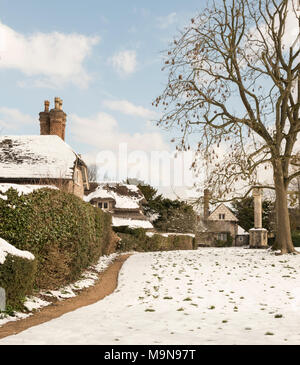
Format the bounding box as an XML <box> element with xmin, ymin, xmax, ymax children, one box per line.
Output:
<box><xmin>196</xmin><ymin>220</ymin><xmax>238</xmax><ymax>247</ymax></box>
<box><xmin>0</xmin><ymin>175</ymin><xmax>85</xmax><ymax>200</ymax></box>
<box><xmin>71</xmin><ymin>167</ymin><xmax>84</xmax><ymax>199</ymax></box>
<box><xmin>207</xmin><ymin>220</ymin><xmax>238</xmax><ymax>239</ymax></box>
<box><xmin>113</xmin><ymin>209</ymin><xmax>146</xmax><ymax>220</ymax></box>
<box><xmin>208</xmin><ymin>205</ymin><xmax>237</xmax><ymax>221</ymax></box>
<box><xmin>235</xmin><ymin>235</ymin><xmax>249</xmax><ymax>246</ymax></box>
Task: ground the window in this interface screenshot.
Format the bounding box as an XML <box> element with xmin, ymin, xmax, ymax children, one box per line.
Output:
<box><xmin>104</xmin><ymin>202</ymin><xmax>108</xmax><ymax>209</ymax></box>
<box><xmin>218</xmin><ymin>233</ymin><xmax>227</xmax><ymax>241</ymax></box>
<box><xmin>98</xmin><ymin>202</ymin><xmax>103</xmax><ymax>208</ymax></box>
<box><xmin>219</xmin><ymin>213</ymin><xmax>225</xmax><ymax>220</ymax></box>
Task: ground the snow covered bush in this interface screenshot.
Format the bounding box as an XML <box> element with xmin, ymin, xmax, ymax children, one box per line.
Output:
<box><xmin>0</xmin><ymin>187</ymin><xmax>118</xmax><ymax>290</ymax></box>
<box><xmin>0</xmin><ymin>238</ymin><xmax>36</xmax><ymax>310</ymax></box>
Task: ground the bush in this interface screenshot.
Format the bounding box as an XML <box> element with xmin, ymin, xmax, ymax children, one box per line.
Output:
<box><xmin>0</xmin><ymin>254</ymin><xmax>37</xmax><ymax>311</ymax></box>
<box><xmin>116</xmin><ymin>228</ymin><xmax>194</xmax><ymax>252</ymax></box>
<box><xmin>292</xmin><ymin>231</ymin><xmax>300</xmax><ymax>247</ymax></box>
<box><xmin>0</xmin><ymin>188</ymin><xmax>117</xmax><ymax>290</ymax></box>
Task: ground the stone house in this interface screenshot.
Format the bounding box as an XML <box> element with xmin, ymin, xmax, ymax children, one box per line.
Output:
<box><xmin>85</xmin><ymin>182</ymin><xmax>153</xmax><ymax>230</ymax></box>
<box><xmin>196</xmin><ymin>189</ymin><xmax>249</xmax><ymax>246</ymax></box>
<box><xmin>0</xmin><ymin>98</ymin><xmax>89</xmax><ymax>199</ymax></box>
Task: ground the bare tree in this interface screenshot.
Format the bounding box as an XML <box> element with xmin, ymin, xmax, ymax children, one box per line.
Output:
<box><xmin>87</xmin><ymin>164</ymin><xmax>98</xmax><ymax>183</ymax></box>
<box><xmin>154</xmin><ymin>0</ymin><xmax>300</xmax><ymax>253</ymax></box>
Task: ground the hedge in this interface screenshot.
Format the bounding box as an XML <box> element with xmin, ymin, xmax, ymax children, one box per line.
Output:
<box><xmin>115</xmin><ymin>227</ymin><xmax>195</xmax><ymax>252</ymax></box>
<box><xmin>0</xmin><ymin>188</ymin><xmax>118</xmax><ymax>292</ymax></box>
<box><xmin>0</xmin><ymin>254</ymin><xmax>37</xmax><ymax>311</ymax></box>
<box><xmin>292</xmin><ymin>231</ymin><xmax>300</xmax><ymax>247</ymax></box>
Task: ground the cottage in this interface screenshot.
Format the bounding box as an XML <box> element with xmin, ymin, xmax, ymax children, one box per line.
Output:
<box><xmin>196</xmin><ymin>189</ymin><xmax>248</xmax><ymax>246</ymax></box>
<box><xmin>0</xmin><ymin>98</ymin><xmax>89</xmax><ymax>199</ymax></box>
<box><xmin>85</xmin><ymin>182</ymin><xmax>153</xmax><ymax>230</ymax></box>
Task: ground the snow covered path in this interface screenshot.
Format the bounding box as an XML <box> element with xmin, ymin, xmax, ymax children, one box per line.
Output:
<box><xmin>1</xmin><ymin>248</ymin><xmax>300</xmax><ymax>345</ymax></box>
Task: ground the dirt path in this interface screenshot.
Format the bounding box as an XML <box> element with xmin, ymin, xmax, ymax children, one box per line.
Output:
<box><xmin>0</xmin><ymin>254</ymin><xmax>131</xmax><ymax>340</ymax></box>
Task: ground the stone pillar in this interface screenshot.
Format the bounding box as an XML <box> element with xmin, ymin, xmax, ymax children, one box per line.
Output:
<box><xmin>253</xmin><ymin>188</ymin><xmax>262</xmax><ymax>228</ymax></box>
<box><xmin>249</xmin><ymin>187</ymin><xmax>268</xmax><ymax>248</ymax></box>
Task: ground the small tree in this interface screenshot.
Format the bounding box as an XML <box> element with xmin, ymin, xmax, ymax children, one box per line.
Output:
<box><xmin>138</xmin><ymin>183</ymin><xmax>197</xmax><ymax>233</ymax></box>
<box><xmin>155</xmin><ymin>0</ymin><xmax>300</xmax><ymax>253</ymax></box>
<box><xmin>231</xmin><ymin>197</ymin><xmax>273</xmax><ymax>232</ymax></box>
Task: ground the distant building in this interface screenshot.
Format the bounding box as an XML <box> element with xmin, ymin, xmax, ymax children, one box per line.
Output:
<box><xmin>84</xmin><ymin>182</ymin><xmax>153</xmax><ymax>230</ymax></box>
<box><xmin>196</xmin><ymin>189</ymin><xmax>249</xmax><ymax>246</ymax></box>
<box><xmin>0</xmin><ymin>98</ymin><xmax>89</xmax><ymax>199</ymax></box>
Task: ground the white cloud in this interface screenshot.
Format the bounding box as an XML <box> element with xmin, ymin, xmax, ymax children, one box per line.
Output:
<box><xmin>102</xmin><ymin>100</ymin><xmax>157</xmax><ymax>119</ymax></box>
<box><xmin>110</xmin><ymin>50</ymin><xmax>137</xmax><ymax>76</ymax></box>
<box><xmin>72</xmin><ymin>112</ymin><xmax>197</xmax><ymax>192</ymax></box>
<box><xmin>70</xmin><ymin>111</ymin><xmax>168</xmax><ymax>152</ymax></box>
<box><xmin>70</xmin><ymin>111</ymin><xmax>173</xmax><ymax>185</ymax></box>
<box><xmin>0</xmin><ymin>107</ymin><xmax>35</xmax><ymax>132</ymax></box>
<box><xmin>156</xmin><ymin>12</ymin><xmax>177</xmax><ymax>29</ymax></box>
<box><xmin>283</xmin><ymin>1</ymin><xmax>300</xmax><ymax>47</ymax></box>
<box><xmin>0</xmin><ymin>22</ymin><xmax>99</xmax><ymax>88</ymax></box>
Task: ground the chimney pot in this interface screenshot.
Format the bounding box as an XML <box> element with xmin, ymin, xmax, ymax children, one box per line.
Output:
<box><xmin>54</xmin><ymin>97</ymin><xmax>60</xmax><ymax>110</ymax></box>
<box><xmin>44</xmin><ymin>100</ymin><xmax>50</xmax><ymax>112</ymax></box>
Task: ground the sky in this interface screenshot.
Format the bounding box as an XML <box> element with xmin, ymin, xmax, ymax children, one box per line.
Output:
<box><xmin>0</xmin><ymin>0</ymin><xmax>206</xmax><ymax>199</ymax></box>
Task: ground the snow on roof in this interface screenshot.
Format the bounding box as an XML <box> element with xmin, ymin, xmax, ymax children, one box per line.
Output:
<box><xmin>112</xmin><ymin>217</ymin><xmax>153</xmax><ymax>229</ymax></box>
<box><xmin>85</xmin><ymin>183</ymin><xmax>145</xmax><ymax>209</ymax></box>
<box><xmin>146</xmin><ymin>232</ymin><xmax>195</xmax><ymax>238</ymax></box>
<box><xmin>0</xmin><ymin>183</ymin><xmax>58</xmax><ymax>200</ymax></box>
<box><xmin>0</xmin><ymin>237</ymin><xmax>35</xmax><ymax>264</ymax></box>
<box><xmin>0</xmin><ymin>135</ymin><xmax>83</xmax><ymax>180</ymax></box>
<box><xmin>237</xmin><ymin>225</ymin><xmax>249</xmax><ymax>235</ymax></box>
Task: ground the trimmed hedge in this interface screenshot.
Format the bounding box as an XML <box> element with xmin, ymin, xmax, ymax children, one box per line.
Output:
<box><xmin>0</xmin><ymin>188</ymin><xmax>118</xmax><ymax>292</ymax></box>
<box><xmin>292</xmin><ymin>231</ymin><xmax>300</xmax><ymax>247</ymax></box>
<box><xmin>115</xmin><ymin>227</ymin><xmax>195</xmax><ymax>252</ymax></box>
<box><xmin>0</xmin><ymin>254</ymin><xmax>37</xmax><ymax>310</ymax></box>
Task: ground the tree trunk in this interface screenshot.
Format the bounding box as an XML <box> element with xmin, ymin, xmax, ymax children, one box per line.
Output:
<box><xmin>273</xmin><ymin>162</ymin><xmax>296</xmax><ymax>254</ymax></box>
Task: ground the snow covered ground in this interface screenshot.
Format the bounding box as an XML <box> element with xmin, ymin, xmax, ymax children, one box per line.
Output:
<box><xmin>1</xmin><ymin>247</ymin><xmax>300</xmax><ymax>345</ymax></box>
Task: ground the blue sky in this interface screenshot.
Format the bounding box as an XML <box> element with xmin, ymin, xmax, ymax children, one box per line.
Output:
<box><xmin>0</xmin><ymin>0</ymin><xmax>206</xmax><ymax>196</ymax></box>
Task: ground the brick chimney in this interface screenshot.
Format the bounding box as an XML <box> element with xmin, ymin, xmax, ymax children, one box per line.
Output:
<box><xmin>39</xmin><ymin>97</ymin><xmax>67</xmax><ymax>140</ymax></box>
<box><xmin>203</xmin><ymin>189</ymin><xmax>211</xmax><ymax>220</ymax></box>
